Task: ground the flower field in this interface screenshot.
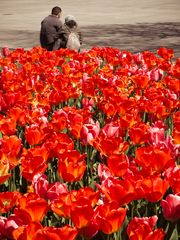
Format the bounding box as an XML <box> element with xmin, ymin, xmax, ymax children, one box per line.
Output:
<box><xmin>0</xmin><ymin>46</ymin><xmax>179</xmax><ymax>240</ymax></box>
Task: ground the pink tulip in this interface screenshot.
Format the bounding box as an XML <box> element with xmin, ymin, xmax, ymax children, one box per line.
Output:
<box><xmin>150</xmin><ymin>68</ymin><xmax>163</xmax><ymax>81</ymax></box>
<box><xmin>2</xmin><ymin>46</ymin><xmax>10</xmax><ymax>57</ymax></box>
<box><xmin>0</xmin><ymin>215</ymin><xmax>23</xmax><ymax>239</ymax></box>
<box><xmin>97</xmin><ymin>163</ymin><xmax>112</xmax><ymax>181</ymax></box>
<box><xmin>148</xmin><ymin>121</ymin><xmax>179</xmax><ymax>159</ymax></box>
<box><xmin>33</xmin><ymin>174</ymin><xmax>48</xmax><ymax>199</ymax></box>
<box><xmin>82</xmin><ymin>98</ymin><xmax>94</xmax><ymax>110</ymax></box>
<box><xmin>161</xmin><ymin>194</ymin><xmax>180</xmax><ymax>222</ymax></box>
<box><xmin>102</xmin><ymin>123</ymin><xmax>120</xmax><ymax>138</ymax></box>
<box><xmin>46</xmin><ymin>182</ymin><xmax>68</xmax><ymax>201</ymax></box>
<box><xmin>33</xmin><ymin>174</ymin><xmax>68</xmax><ymax>201</ymax></box>
<box><xmin>0</xmin><ymin>217</ymin><xmax>7</xmax><ymax>239</ymax></box>
<box><xmin>80</xmin><ymin>119</ymin><xmax>100</xmax><ymax>145</ymax></box>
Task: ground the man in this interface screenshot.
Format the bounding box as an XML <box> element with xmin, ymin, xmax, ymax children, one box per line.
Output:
<box><xmin>40</xmin><ymin>6</ymin><xmax>62</xmax><ymax>51</ymax></box>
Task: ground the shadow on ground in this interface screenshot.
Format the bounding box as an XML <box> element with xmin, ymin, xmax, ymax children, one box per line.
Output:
<box><xmin>0</xmin><ymin>22</ymin><xmax>180</xmax><ymax>57</ymax></box>
<box><xmin>82</xmin><ymin>22</ymin><xmax>180</xmax><ymax>57</ymax></box>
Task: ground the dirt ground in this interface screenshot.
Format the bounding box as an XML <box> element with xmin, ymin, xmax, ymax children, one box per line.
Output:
<box><xmin>0</xmin><ymin>0</ymin><xmax>180</xmax><ymax>57</ymax></box>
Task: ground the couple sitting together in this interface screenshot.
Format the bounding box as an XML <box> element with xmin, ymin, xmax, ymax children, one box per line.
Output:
<box><xmin>40</xmin><ymin>6</ymin><xmax>82</xmax><ymax>52</ymax></box>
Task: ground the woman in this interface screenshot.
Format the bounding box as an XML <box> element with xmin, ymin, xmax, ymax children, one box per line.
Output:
<box><xmin>59</xmin><ymin>15</ymin><xmax>82</xmax><ymax>51</ymax></box>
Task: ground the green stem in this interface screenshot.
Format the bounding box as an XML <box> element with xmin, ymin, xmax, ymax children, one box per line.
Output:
<box><xmin>165</xmin><ymin>222</ymin><xmax>176</xmax><ymax>240</ymax></box>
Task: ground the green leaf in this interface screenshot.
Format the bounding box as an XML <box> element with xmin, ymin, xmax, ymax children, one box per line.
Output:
<box><xmin>169</xmin><ymin>226</ymin><xmax>178</xmax><ymax>240</ymax></box>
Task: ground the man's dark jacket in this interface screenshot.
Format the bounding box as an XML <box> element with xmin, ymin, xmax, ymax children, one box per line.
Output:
<box><xmin>40</xmin><ymin>15</ymin><xmax>62</xmax><ymax>51</ymax></box>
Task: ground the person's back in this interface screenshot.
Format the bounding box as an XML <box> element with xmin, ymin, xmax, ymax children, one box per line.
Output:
<box><xmin>40</xmin><ymin>6</ymin><xmax>62</xmax><ymax>51</ymax></box>
<box><xmin>59</xmin><ymin>15</ymin><xmax>82</xmax><ymax>51</ymax></box>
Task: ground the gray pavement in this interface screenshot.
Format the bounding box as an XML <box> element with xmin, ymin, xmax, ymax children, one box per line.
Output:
<box><xmin>0</xmin><ymin>0</ymin><xmax>180</xmax><ymax>57</ymax></box>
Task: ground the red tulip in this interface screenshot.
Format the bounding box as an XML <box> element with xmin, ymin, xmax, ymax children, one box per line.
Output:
<box><xmin>135</xmin><ymin>146</ymin><xmax>174</xmax><ymax>174</ymax></box>
<box><xmin>161</xmin><ymin>194</ymin><xmax>180</xmax><ymax>222</ymax></box>
<box><xmin>50</xmin><ymin>109</ymin><xmax>68</xmax><ymax>132</ymax></box>
<box><xmin>0</xmin><ymin>191</ymin><xmax>21</xmax><ymax>214</ymax></box>
<box><xmin>165</xmin><ymin>166</ymin><xmax>180</xmax><ymax>194</ymax></box>
<box><xmin>157</xmin><ymin>47</ymin><xmax>174</xmax><ymax>60</ymax></box>
<box><xmin>137</xmin><ymin>176</ymin><xmax>168</xmax><ymax>202</ymax></box>
<box><xmin>20</xmin><ymin>146</ymin><xmax>49</xmax><ymax>181</ymax></box>
<box><xmin>44</xmin><ymin>132</ymin><xmax>74</xmax><ymax>158</ymax></box>
<box><xmin>8</xmin><ymin>106</ymin><xmax>27</xmax><ymax>126</ymax></box>
<box><xmin>107</xmin><ymin>153</ymin><xmax>129</xmax><ymax>177</ymax></box>
<box><xmin>51</xmin><ymin>192</ymin><xmax>72</xmax><ymax>218</ymax></box>
<box><xmin>129</xmin><ymin>122</ymin><xmax>150</xmax><ymax>145</ymax></box>
<box><xmin>127</xmin><ymin>216</ymin><xmax>165</xmax><ymax>240</ymax></box>
<box><xmin>0</xmin><ymin>117</ymin><xmax>17</xmax><ymax>135</ymax></box>
<box><xmin>98</xmin><ymin>177</ymin><xmax>136</xmax><ymax>206</ymax></box>
<box><xmin>93</xmin><ymin>135</ymin><xmax>129</xmax><ymax>157</ymax></box>
<box><xmin>25</xmin><ymin>124</ymin><xmax>47</xmax><ymax>146</ymax></box>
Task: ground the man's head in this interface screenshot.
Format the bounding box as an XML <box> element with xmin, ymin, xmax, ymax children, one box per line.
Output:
<box><xmin>51</xmin><ymin>6</ymin><xmax>62</xmax><ymax>18</ymax></box>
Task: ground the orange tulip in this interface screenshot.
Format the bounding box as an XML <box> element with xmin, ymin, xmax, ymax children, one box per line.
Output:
<box><xmin>51</xmin><ymin>192</ymin><xmax>72</xmax><ymax>218</ymax></box>
<box><xmin>94</xmin><ymin>202</ymin><xmax>127</xmax><ymax>234</ymax></box>
<box><xmin>12</xmin><ymin>222</ymin><xmax>42</xmax><ymax>240</ymax></box>
<box><xmin>58</xmin><ymin>150</ymin><xmax>86</xmax><ymax>182</ymax></box>
<box><xmin>33</xmin><ymin>226</ymin><xmax>78</xmax><ymax>240</ymax></box>
<box><xmin>71</xmin><ymin>198</ymin><xmax>94</xmax><ymax>229</ymax></box>
<box><xmin>0</xmin><ymin>161</ymin><xmax>11</xmax><ymax>185</ymax></box>
<box><xmin>0</xmin><ymin>135</ymin><xmax>22</xmax><ymax>168</ymax></box>
<box><xmin>15</xmin><ymin>193</ymin><xmax>49</xmax><ymax>223</ymax></box>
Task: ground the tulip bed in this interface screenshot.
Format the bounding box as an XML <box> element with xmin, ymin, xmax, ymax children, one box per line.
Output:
<box><xmin>0</xmin><ymin>46</ymin><xmax>179</xmax><ymax>240</ymax></box>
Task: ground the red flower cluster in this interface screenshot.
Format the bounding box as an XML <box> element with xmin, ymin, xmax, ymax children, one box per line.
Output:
<box><xmin>0</xmin><ymin>46</ymin><xmax>179</xmax><ymax>239</ymax></box>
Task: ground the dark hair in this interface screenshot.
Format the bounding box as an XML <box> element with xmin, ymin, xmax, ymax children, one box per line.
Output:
<box><xmin>66</xmin><ymin>20</ymin><xmax>77</xmax><ymax>28</ymax></box>
<box><xmin>51</xmin><ymin>6</ymin><xmax>62</xmax><ymax>15</ymax></box>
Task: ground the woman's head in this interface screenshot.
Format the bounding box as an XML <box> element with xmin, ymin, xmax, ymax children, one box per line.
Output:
<box><xmin>65</xmin><ymin>15</ymin><xmax>77</xmax><ymax>28</ymax></box>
